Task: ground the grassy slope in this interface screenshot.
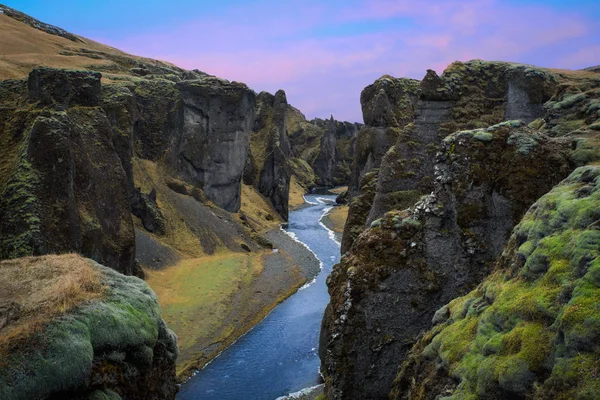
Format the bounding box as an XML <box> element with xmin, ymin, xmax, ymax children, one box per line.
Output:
<box><xmin>0</xmin><ymin>13</ymin><xmax>176</xmax><ymax>80</ymax></box>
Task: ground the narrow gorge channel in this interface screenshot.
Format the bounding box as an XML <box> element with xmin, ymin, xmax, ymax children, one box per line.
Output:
<box><xmin>177</xmin><ymin>194</ymin><xmax>340</xmax><ymax>400</ymax></box>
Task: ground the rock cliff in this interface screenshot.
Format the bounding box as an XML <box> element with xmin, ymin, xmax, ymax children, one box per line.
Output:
<box><xmin>0</xmin><ymin>68</ymin><xmax>135</xmax><ymax>274</ymax></box>
<box><xmin>392</xmin><ymin>166</ymin><xmax>600</xmax><ymax>399</ymax></box>
<box><xmin>322</xmin><ymin>61</ymin><xmax>600</xmax><ymax>399</ymax></box>
<box><xmin>246</xmin><ymin>90</ymin><xmax>291</xmax><ymax>220</ymax></box>
<box><xmin>286</xmin><ymin>106</ymin><xmax>361</xmax><ymax>190</ymax></box>
<box><xmin>321</xmin><ymin>122</ymin><xmax>573</xmax><ymax>399</ymax></box>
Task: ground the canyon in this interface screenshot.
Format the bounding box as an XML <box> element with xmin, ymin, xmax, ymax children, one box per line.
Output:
<box><xmin>1</xmin><ymin>3</ymin><xmax>600</xmax><ymax>400</ymax></box>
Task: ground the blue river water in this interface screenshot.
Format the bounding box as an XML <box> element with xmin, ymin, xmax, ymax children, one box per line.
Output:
<box><xmin>177</xmin><ymin>194</ymin><xmax>340</xmax><ymax>400</ymax></box>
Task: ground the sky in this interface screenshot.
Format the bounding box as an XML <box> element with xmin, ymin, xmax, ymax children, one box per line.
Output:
<box><xmin>6</xmin><ymin>0</ymin><xmax>600</xmax><ymax>122</ymax></box>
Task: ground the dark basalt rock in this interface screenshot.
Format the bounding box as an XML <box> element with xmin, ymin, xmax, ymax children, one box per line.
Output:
<box><xmin>131</xmin><ymin>188</ymin><xmax>166</xmax><ymax>235</ymax></box>
<box><xmin>173</xmin><ymin>78</ymin><xmax>255</xmax><ymax>212</ymax></box>
<box><xmin>28</xmin><ymin>67</ymin><xmax>102</xmax><ymax>108</ymax></box>
<box><xmin>392</xmin><ymin>166</ymin><xmax>600</xmax><ymax>400</ymax></box>
<box><xmin>321</xmin><ymin>122</ymin><xmax>574</xmax><ymax>400</ymax></box>
<box><xmin>256</xmin><ymin>90</ymin><xmax>292</xmax><ymax>220</ymax></box>
<box><xmin>0</xmin><ymin>68</ymin><xmax>136</xmax><ymax>274</ymax></box>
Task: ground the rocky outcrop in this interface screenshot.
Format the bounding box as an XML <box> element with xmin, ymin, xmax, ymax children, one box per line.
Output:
<box><xmin>312</xmin><ymin>117</ymin><xmax>338</xmax><ymax>187</ymax></box>
<box><xmin>0</xmin><ymin>255</ymin><xmax>178</xmax><ymax>400</ymax></box>
<box><xmin>321</xmin><ymin>122</ymin><xmax>574</xmax><ymax>399</ymax></box>
<box><xmin>393</xmin><ymin>166</ymin><xmax>600</xmax><ymax>400</ymax></box>
<box><xmin>367</xmin><ymin>62</ymin><xmax>559</xmax><ymax>225</ymax></box>
<box><xmin>172</xmin><ymin>78</ymin><xmax>255</xmax><ymax>212</ymax></box>
<box><xmin>0</xmin><ymin>68</ymin><xmax>136</xmax><ymax>274</ymax></box>
<box><xmin>286</xmin><ymin>106</ymin><xmax>361</xmax><ymax>190</ymax></box>
<box><xmin>312</xmin><ymin>117</ymin><xmax>361</xmax><ymax>187</ymax></box>
<box><xmin>349</xmin><ymin>77</ymin><xmax>421</xmax><ymax>196</ymax></box>
<box><xmin>246</xmin><ymin>90</ymin><xmax>291</xmax><ymax>220</ymax></box>
<box><xmin>340</xmin><ymin>169</ymin><xmax>379</xmax><ymax>254</ymax></box>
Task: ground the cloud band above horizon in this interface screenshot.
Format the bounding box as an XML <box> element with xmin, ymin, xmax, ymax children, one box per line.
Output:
<box><xmin>7</xmin><ymin>0</ymin><xmax>600</xmax><ymax>122</ymax></box>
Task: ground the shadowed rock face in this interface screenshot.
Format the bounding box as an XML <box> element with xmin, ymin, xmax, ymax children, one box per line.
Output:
<box><xmin>392</xmin><ymin>166</ymin><xmax>600</xmax><ymax>400</ymax></box>
<box><xmin>312</xmin><ymin>117</ymin><xmax>361</xmax><ymax>187</ymax></box>
<box><xmin>321</xmin><ymin>122</ymin><xmax>574</xmax><ymax>399</ymax></box>
<box><xmin>313</xmin><ymin>117</ymin><xmax>338</xmax><ymax>186</ymax></box>
<box><xmin>344</xmin><ymin>62</ymin><xmax>560</xmax><ymax>252</ymax></box>
<box><xmin>257</xmin><ymin>90</ymin><xmax>291</xmax><ymax>220</ymax></box>
<box><xmin>174</xmin><ymin>78</ymin><xmax>255</xmax><ymax>212</ymax></box>
<box><xmin>349</xmin><ymin>77</ymin><xmax>421</xmax><ymax>197</ymax></box>
<box><xmin>244</xmin><ymin>90</ymin><xmax>292</xmax><ymax>219</ymax></box>
<box><xmin>0</xmin><ymin>68</ymin><xmax>135</xmax><ymax>274</ymax></box>
<box><xmin>0</xmin><ymin>67</ymin><xmax>258</xmax><ymax>272</ymax></box>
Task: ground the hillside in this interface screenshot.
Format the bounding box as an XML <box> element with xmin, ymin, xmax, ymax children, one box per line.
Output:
<box><xmin>0</xmin><ymin>4</ymin><xmax>330</xmax><ymax>389</ymax></box>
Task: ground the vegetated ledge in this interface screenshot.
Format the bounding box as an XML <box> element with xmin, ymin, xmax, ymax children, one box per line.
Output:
<box><xmin>0</xmin><ymin>254</ymin><xmax>178</xmax><ymax>400</ymax></box>
<box><xmin>393</xmin><ymin>166</ymin><xmax>600</xmax><ymax>400</ymax></box>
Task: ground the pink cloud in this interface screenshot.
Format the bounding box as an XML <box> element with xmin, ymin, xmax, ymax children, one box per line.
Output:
<box><xmin>100</xmin><ymin>0</ymin><xmax>598</xmax><ymax>122</ymax></box>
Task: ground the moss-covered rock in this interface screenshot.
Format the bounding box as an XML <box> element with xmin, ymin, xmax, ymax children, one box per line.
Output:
<box><xmin>322</xmin><ymin>122</ymin><xmax>573</xmax><ymax>400</ymax></box>
<box><xmin>0</xmin><ymin>257</ymin><xmax>178</xmax><ymax>400</ymax></box>
<box><xmin>247</xmin><ymin>90</ymin><xmax>292</xmax><ymax>220</ymax></box>
<box><xmin>0</xmin><ymin>68</ymin><xmax>135</xmax><ymax>274</ymax></box>
<box><xmin>393</xmin><ymin>166</ymin><xmax>600</xmax><ymax>400</ymax></box>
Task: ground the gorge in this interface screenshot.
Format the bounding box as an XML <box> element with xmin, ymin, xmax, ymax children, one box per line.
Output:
<box><xmin>1</xmin><ymin>3</ymin><xmax>600</xmax><ymax>400</ymax></box>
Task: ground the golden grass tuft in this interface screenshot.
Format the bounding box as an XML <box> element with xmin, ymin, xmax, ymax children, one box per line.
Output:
<box><xmin>0</xmin><ymin>254</ymin><xmax>105</xmax><ymax>358</ymax></box>
<box><xmin>288</xmin><ymin>175</ymin><xmax>307</xmax><ymax>211</ymax></box>
<box><xmin>325</xmin><ymin>205</ymin><xmax>349</xmax><ymax>233</ymax></box>
<box><xmin>240</xmin><ymin>184</ymin><xmax>282</xmax><ymax>232</ymax></box>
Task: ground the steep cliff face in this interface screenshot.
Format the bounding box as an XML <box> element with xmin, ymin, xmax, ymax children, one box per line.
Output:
<box><xmin>245</xmin><ymin>90</ymin><xmax>291</xmax><ymax>220</ymax></box>
<box><xmin>0</xmin><ymin>68</ymin><xmax>135</xmax><ymax>274</ymax></box>
<box><xmin>321</xmin><ymin>122</ymin><xmax>574</xmax><ymax>399</ymax></box>
<box><xmin>349</xmin><ymin>76</ymin><xmax>421</xmax><ymax>196</ymax></box>
<box><xmin>0</xmin><ymin>254</ymin><xmax>178</xmax><ymax>400</ymax></box>
<box><xmin>393</xmin><ymin>166</ymin><xmax>600</xmax><ymax>400</ymax></box>
<box><xmin>322</xmin><ymin>62</ymin><xmax>600</xmax><ymax>400</ymax></box>
<box><xmin>367</xmin><ymin>62</ymin><xmax>559</xmax><ymax>225</ymax></box>
<box><xmin>173</xmin><ymin>78</ymin><xmax>255</xmax><ymax>212</ymax></box>
<box><xmin>286</xmin><ymin>106</ymin><xmax>361</xmax><ymax>190</ymax></box>
<box><xmin>312</xmin><ymin>117</ymin><xmax>361</xmax><ymax>187</ymax></box>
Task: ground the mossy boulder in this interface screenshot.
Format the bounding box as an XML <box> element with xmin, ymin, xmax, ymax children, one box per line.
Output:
<box><xmin>0</xmin><ymin>257</ymin><xmax>178</xmax><ymax>400</ymax></box>
<box><xmin>393</xmin><ymin>166</ymin><xmax>600</xmax><ymax>400</ymax></box>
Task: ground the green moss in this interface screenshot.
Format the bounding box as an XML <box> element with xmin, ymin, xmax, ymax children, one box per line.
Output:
<box><xmin>551</xmin><ymin>119</ymin><xmax>585</xmax><ymax>135</ymax></box>
<box><xmin>402</xmin><ymin>166</ymin><xmax>600</xmax><ymax>399</ymax></box>
<box><xmin>0</xmin><ymin>145</ymin><xmax>42</xmax><ymax>259</ymax></box>
<box><xmin>0</xmin><ymin>262</ymin><xmax>170</xmax><ymax>400</ymax></box>
<box><xmin>506</xmin><ymin>131</ymin><xmax>539</xmax><ymax>155</ymax></box>
<box><xmin>552</xmin><ymin>93</ymin><xmax>587</xmax><ymax>110</ymax></box>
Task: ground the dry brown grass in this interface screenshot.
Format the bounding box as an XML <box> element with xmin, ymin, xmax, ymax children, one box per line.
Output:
<box><xmin>329</xmin><ymin>186</ymin><xmax>348</xmax><ymax>195</ymax></box>
<box><xmin>0</xmin><ymin>13</ymin><xmax>178</xmax><ymax>80</ymax></box>
<box><xmin>289</xmin><ymin>175</ymin><xmax>307</xmax><ymax>210</ymax></box>
<box><xmin>240</xmin><ymin>184</ymin><xmax>282</xmax><ymax>232</ymax></box>
<box><xmin>326</xmin><ymin>205</ymin><xmax>349</xmax><ymax>233</ymax></box>
<box><xmin>0</xmin><ymin>254</ymin><xmax>104</xmax><ymax>358</ymax></box>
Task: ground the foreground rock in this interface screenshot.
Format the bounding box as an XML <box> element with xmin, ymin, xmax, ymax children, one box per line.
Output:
<box><xmin>321</xmin><ymin>122</ymin><xmax>573</xmax><ymax>399</ymax></box>
<box><xmin>393</xmin><ymin>166</ymin><xmax>600</xmax><ymax>399</ymax></box>
<box><xmin>0</xmin><ymin>254</ymin><xmax>178</xmax><ymax>400</ymax></box>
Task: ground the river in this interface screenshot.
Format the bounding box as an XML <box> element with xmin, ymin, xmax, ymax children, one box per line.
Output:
<box><xmin>177</xmin><ymin>194</ymin><xmax>340</xmax><ymax>400</ymax></box>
